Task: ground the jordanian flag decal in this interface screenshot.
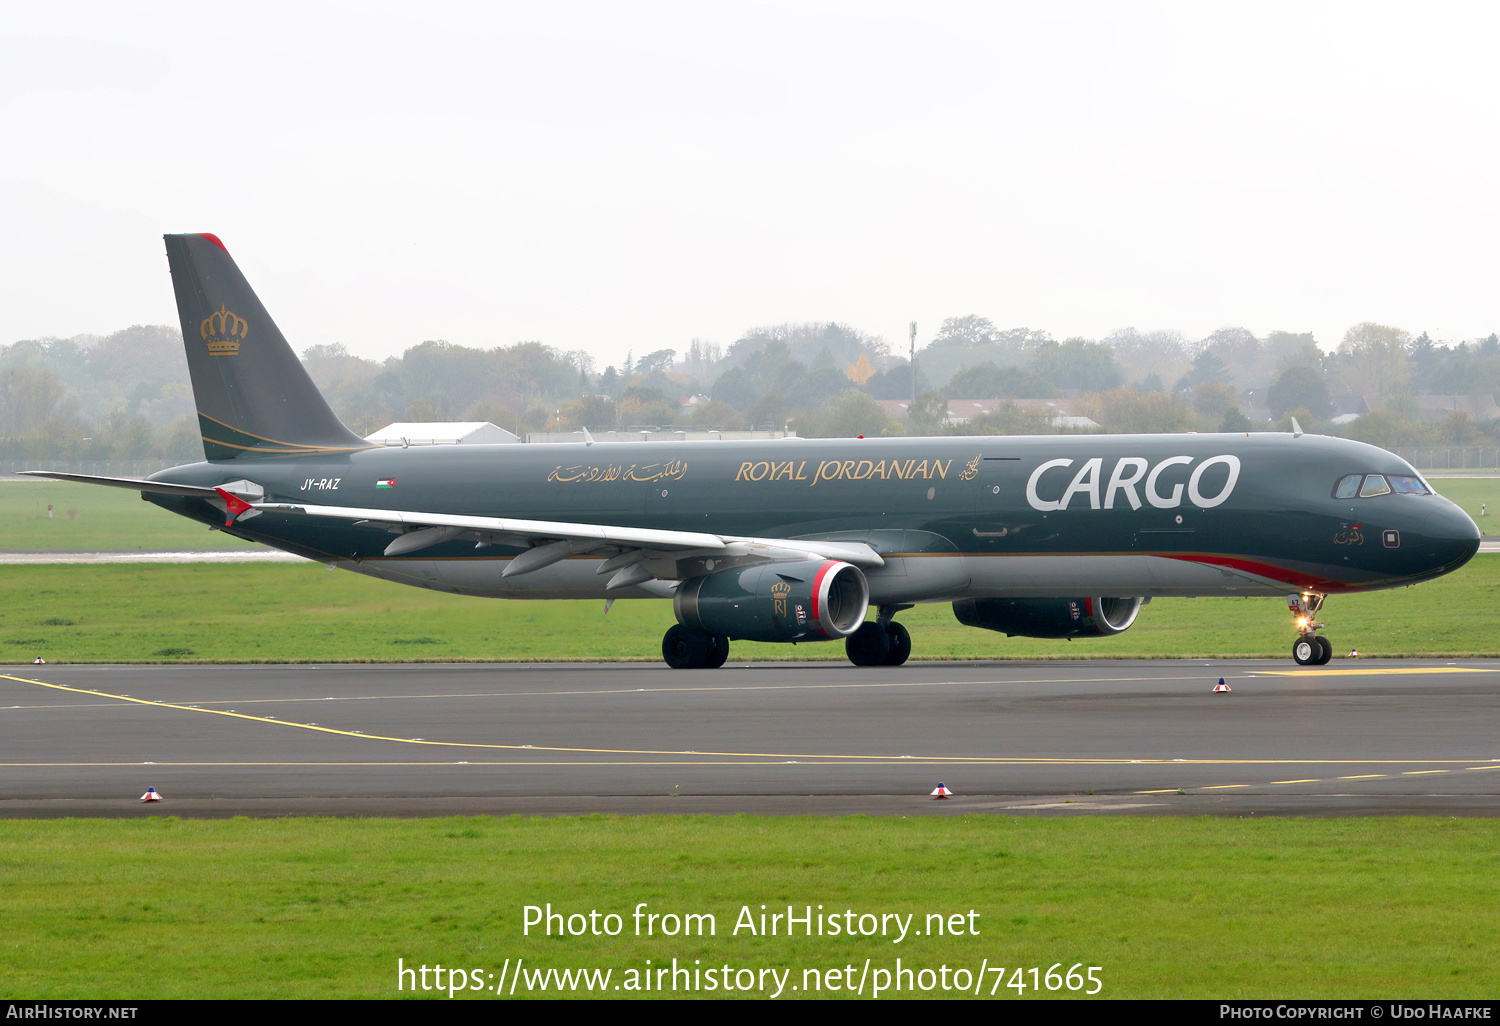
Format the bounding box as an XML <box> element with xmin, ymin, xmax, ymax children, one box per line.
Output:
<box><xmin>376</xmin><ymin>478</ymin><xmax>396</xmax><ymax>488</ymax></box>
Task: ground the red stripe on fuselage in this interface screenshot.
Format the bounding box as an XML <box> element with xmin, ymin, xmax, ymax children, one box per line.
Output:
<box><xmin>1158</xmin><ymin>553</ymin><xmax>1345</xmax><ymax>593</ymax></box>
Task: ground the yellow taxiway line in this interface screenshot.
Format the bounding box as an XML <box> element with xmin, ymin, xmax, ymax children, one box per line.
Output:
<box><xmin>7</xmin><ymin>672</ymin><xmax>1498</xmax><ymax>773</ymax></box>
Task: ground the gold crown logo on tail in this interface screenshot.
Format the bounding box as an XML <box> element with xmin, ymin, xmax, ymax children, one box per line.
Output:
<box><xmin>201</xmin><ymin>304</ymin><xmax>248</xmax><ymax>356</ymax></box>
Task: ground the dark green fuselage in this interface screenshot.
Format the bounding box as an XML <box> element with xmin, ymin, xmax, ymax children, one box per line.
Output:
<box><xmin>146</xmin><ymin>430</ymin><xmax>1479</xmax><ymax>603</ymax></box>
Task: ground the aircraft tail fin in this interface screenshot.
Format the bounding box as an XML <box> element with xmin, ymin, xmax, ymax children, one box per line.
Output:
<box><xmin>163</xmin><ymin>233</ymin><xmax>370</xmax><ymax>460</ymax></box>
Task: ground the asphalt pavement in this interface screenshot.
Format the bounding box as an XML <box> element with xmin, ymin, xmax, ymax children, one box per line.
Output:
<box><xmin>2</xmin><ymin>659</ymin><xmax>1497</xmax><ymax>817</ymax></box>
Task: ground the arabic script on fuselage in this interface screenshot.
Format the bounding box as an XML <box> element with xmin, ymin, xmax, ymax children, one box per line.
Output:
<box><xmin>547</xmin><ymin>460</ymin><xmax>689</xmax><ymax>484</ymax></box>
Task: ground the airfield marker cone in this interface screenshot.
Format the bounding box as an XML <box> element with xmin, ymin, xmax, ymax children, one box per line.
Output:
<box><xmin>930</xmin><ymin>783</ymin><xmax>952</xmax><ymax>799</ymax></box>
<box><xmin>1213</xmin><ymin>678</ymin><xmax>1231</xmax><ymax>693</ymax></box>
<box><xmin>140</xmin><ymin>787</ymin><xmax>162</xmax><ymax>803</ymax></box>
<box><xmin>32</xmin><ymin>657</ymin><xmax>44</xmax><ymax>664</ymax></box>
<box><xmin>1349</xmin><ymin>649</ymin><xmax>1359</xmax><ymax>659</ymax></box>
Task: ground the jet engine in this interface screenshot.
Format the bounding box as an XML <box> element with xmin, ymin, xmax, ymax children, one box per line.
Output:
<box><xmin>674</xmin><ymin>559</ymin><xmax>868</xmax><ymax>642</ymax></box>
<box><xmin>952</xmin><ymin>596</ymin><xmax>1144</xmax><ymax>639</ymax></box>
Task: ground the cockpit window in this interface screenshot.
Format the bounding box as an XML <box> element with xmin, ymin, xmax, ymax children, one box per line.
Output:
<box><xmin>1389</xmin><ymin>475</ymin><xmax>1430</xmax><ymax>494</ymax></box>
<box><xmin>1336</xmin><ymin>473</ymin><xmax>1431</xmax><ymax>498</ymax></box>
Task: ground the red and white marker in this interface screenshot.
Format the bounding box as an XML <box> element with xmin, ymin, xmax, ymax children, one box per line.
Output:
<box><xmin>1213</xmin><ymin>678</ymin><xmax>1231</xmax><ymax>692</ymax></box>
<box><xmin>140</xmin><ymin>787</ymin><xmax>162</xmax><ymax>803</ymax></box>
<box><xmin>214</xmin><ymin>487</ymin><xmax>254</xmax><ymax>526</ymax></box>
<box><xmin>930</xmin><ymin>783</ymin><xmax>952</xmax><ymax>799</ymax></box>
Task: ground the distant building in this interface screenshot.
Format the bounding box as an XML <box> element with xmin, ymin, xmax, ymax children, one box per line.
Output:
<box><xmin>1330</xmin><ymin>395</ymin><xmax>1500</xmax><ymax>425</ymax></box>
<box><xmin>366</xmin><ymin>422</ymin><xmax>520</xmax><ymax>446</ymax></box>
<box><xmin>1329</xmin><ymin>395</ymin><xmax>1379</xmax><ymax>420</ymax></box>
<box><xmin>877</xmin><ymin>398</ymin><xmax>1100</xmax><ymax>430</ymax></box>
<box><xmin>1413</xmin><ymin>395</ymin><xmax>1500</xmax><ymax>423</ymax></box>
<box><xmin>527</xmin><ymin>429</ymin><xmax>799</xmax><ymax>444</ymax></box>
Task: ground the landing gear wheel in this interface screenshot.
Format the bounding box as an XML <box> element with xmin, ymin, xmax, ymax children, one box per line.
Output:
<box><xmin>663</xmin><ymin>624</ymin><xmax>713</xmax><ymax>669</ymax></box>
<box><xmin>884</xmin><ymin>621</ymin><xmax>912</xmax><ymax>666</ymax></box>
<box><xmin>1287</xmin><ymin>593</ymin><xmax>1330</xmax><ymax>667</ymax></box>
<box><xmin>705</xmin><ymin>634</ymin><xmax>730</xmax><ymax>669</ymax></box>
<box><xmin>1292</xmin><ymin>637</ymin><xmax>1318</xmax><ymax>666</ymax></box>
<box><xmin>846</xmin><ymin>622</ymin><xmax>891</xmax><ymax>666</ymax></box>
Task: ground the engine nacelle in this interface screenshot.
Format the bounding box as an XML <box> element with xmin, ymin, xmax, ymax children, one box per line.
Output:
<box><xmin>675</xmin><ymin>560</ymin><xmax>868</xmax><ymax>642</ymax></box>
<box><xmin>952</xmin><ymin>596</ymin><xmax>1144</xmax><ymax>639</ymax></box>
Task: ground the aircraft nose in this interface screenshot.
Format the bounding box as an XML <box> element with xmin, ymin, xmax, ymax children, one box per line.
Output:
<box><xmin>1422</xmin><ymin>503</ymin><xmax>1481</xmax><ymax>570</ymax></box>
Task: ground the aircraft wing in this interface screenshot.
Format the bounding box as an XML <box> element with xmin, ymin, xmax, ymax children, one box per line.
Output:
<box><xmin>251</xmin><ymin>499</ymin><xmax>884</xmax><ymax>587</ymax></box>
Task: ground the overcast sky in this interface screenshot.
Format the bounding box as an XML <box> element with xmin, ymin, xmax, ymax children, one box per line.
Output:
<box><xmin>3</xmin><ymin>1</ymin><xmax>1498</xmax><ymax>368</ymax></box>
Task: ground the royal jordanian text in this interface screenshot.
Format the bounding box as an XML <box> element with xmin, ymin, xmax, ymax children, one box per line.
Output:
<box><xmin>734</xmin><ymin>457</ymin><xmax>955</xmax><ymax>486</ymax></box>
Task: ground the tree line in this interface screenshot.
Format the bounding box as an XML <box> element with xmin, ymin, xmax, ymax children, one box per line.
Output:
<box><xmin>4</xmin><ymin>314</ymin><xmax>1500</xmax><ymax>461</ymax></box>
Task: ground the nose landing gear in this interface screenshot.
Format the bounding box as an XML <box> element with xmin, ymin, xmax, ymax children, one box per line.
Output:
<box><xmin>1288</xmin><ymin>592</ymin><xmax>1332</xmax><ymax>665</ymax></box>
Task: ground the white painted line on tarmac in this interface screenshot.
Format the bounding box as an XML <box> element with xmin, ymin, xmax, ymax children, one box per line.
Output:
<box><xmin>0</xmin><ymin>550</ymin><xmax>305</xmax><ymax>564</ymax></box>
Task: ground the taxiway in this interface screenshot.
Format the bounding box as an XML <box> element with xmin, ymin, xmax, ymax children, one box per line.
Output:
<box><xmin>2</xmin><ymin>659</ymin><xmax>1497</xmax><ymax>816</ymax></box>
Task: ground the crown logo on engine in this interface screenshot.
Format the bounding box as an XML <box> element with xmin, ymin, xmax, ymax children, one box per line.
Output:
<box><xmin>201</xmin><ymin>304</ymin><xmax>248</xmax><ymax>356</ymax></box>
<box><xmin>771</xmin><ymin>580</ymin><xmax>791</xmax><ymax>618</ymax></box>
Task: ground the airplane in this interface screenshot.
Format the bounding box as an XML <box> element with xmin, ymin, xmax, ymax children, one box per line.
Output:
<box><xmin>26</xmin><ymin>233</ymin><xmax>1482</xmax><ymax>669</ymax></box>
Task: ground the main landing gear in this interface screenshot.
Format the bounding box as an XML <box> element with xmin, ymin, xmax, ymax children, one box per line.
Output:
<box><xmin>662</xmin><ymin>624</ymin><xmax>729</xmax><ymax>670</ymax></box>
<box><xmin>659</xmin><ymin>606</ymin><xmax>915</xmax><ymax>669</ymax></box>
<box><xmin>1288</xmin><ymin>592</ymin><xmax>1333</xmax><ymax>666</ymax></box>
<box><xmin>845</xmin><ymin>606</ymin><xmax>913</xmax><ymax>667</ymax></box>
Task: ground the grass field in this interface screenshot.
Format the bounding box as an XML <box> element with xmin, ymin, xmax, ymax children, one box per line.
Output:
<box><xmin>0</xmin><ymin>481</ymin><xmax>254</xmax><ymax>550</ymax></box>
<box><xmin>1</xmin><ymin>816</ymin><xmax>1495</xmax><ymax>1000</ymax></box>
<box><xmin>1417</xmin><ymin>475</ymin><xmax>1500</xmax><ymax>527</ymax></box>
<box><xmin>1</xmin><ymin>553</ymin><xmax>1498</xmax><ymax>662</ymax></box>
